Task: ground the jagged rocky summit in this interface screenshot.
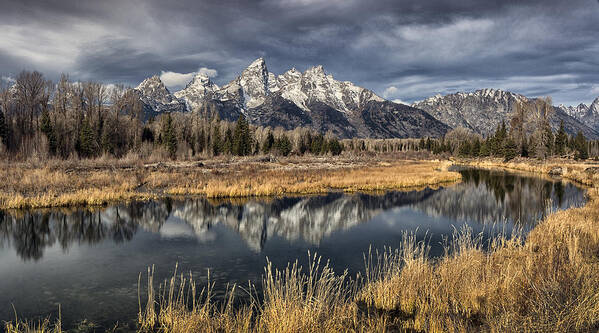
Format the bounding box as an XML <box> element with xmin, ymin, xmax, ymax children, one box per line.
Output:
<box><xmin>134</xmin><ymin>75</ymin><xmax>187</xmax><ymax>119</ymax></box>
<box><xmin>559</xmin><ymin>97</ymin><xmax>599</xmax><ymax>133</ymax></box>
<box><xmin>137</xmin><ymin>58</ymin><xmax>450</xmax><ymax>139</ymax></box>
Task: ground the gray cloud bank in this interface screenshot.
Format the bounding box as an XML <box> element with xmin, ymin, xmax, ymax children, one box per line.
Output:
<box><xmin>1</xmin><ymin>0</ymin><xmax>598</xmax><ymax>105</ymax></box>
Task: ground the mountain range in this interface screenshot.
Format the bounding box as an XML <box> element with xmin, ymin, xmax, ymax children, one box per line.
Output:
<box><xmin>135</xmin><ymin>58</ymin><xmax>449</xmax><ymax>138</ymax></box>
<box><xmin>413</xmin><ymin>89</ymin><xmax>599</xmax><ymax>139</ymax></box>
<box><xmin>134</xmin><ymin>58</ymin><xmax>599</xmax><ymax>139</ymax></box>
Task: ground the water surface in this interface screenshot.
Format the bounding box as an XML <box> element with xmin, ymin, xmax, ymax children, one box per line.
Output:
<box><xmin>0</xmin><ymin>168</ymin><xmax>586</xmax><ymax>329</ymax></box>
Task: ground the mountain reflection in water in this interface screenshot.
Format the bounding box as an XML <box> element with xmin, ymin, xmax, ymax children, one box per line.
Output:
<box><xmin>0</xmin><ymin>168</ymin><xmax>585</xmax><ymax>261</ymax></box>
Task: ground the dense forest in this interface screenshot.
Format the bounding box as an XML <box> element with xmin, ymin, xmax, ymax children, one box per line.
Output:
<box><xmin>0</xmin><ymin>71</ymin><xmax>343</xmax><ymax>160</ymax></box>
<box><xmin>0</xmin><ymin>70</ymin><xmax>595</xmax><ymax>161</ymax></box>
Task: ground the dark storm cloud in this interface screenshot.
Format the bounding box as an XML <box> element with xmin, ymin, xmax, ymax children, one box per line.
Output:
<box><xmin>1</xmin><ymin>0</ymin><xmax>598</xmax><ymax>105</ymax></box>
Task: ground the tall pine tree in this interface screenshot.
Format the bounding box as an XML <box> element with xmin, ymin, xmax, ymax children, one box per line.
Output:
<box><xmin>233</xmin><ymin>114</ymin><xmax>251</xmax><ymax>156</ymax></box>
<box><xmin>161</xmin><ymin>113</ymin><xmax>178</xmax><ymax>159</ymax></box>
<box><xmin>212</xmin><ymin>125</ymin><xmax>222</xmax><ymax>156</ymax></box>
<box><xmin>555</xmin><ymin>120</ymin><xmax>567</xmax><ymax>156</ymax></box>
<box><xmin>40</xmin><ymin>108</ymin><xmax>57</xmax><ymax>155</ymax></box>
<box><xmin>574</xmin><ymin>130</ymin><xmax>588</xmax><ymax>160</ymax></box>
<box><xmin>262</xmin><ymin>131</ymin><xmax>275</xmax><ymax>154</ymax></box>
<box><xmin>78</xmin><ymin>118</ymin><xmax>96</xmax><ymax>158</ymax></box>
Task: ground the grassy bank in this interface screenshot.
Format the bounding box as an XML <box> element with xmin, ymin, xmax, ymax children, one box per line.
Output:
<box><xmin>461</xmin><ymin>157</ymin><xmax>599</xmax><ymax>186</ymax></box>
<box><xmin>0</xmin><ymin>156</ymin><xmax>460</xmax><ymax>209</ymax></box>
<box><xmin>5</xmin><ymin>158</ymin><xmax>599</xmax><ymax>332</ymax></box>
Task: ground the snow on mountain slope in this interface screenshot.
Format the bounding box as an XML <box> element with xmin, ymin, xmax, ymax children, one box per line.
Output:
<box><xmin>169</xmin><ymin>58</ymin><xmax>446</xmax><ymax>138</ymax></box>
<box><xmin>174</xmin><ymin>58</ymin><xmax>384</xmax><ymax>115</ymax></box>
<box><xmin>413</xmin><ymin>89</ymin><xmax>599</xmax><ymax>139</ymax></box>
<box><xmin>173</xmin><ymin>73</ymin><xmax>219</xmax><ymax>111</ymax></box>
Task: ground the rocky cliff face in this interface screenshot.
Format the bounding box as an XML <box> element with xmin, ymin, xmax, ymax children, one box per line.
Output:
<box><xmin>413</xmin><ymin>89</ymin><xmax>599</xmax><ymax>139</ymax></box>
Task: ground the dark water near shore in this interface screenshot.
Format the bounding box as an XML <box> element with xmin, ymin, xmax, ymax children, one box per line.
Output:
<box><xmin>0</xmin><ymin>168</ymin><xmax>586</xmax><ymax>330</ymax></box>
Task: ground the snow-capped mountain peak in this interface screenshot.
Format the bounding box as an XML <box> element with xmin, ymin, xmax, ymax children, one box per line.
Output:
<box><xmin>135</xmin><ymin>75</ymin><xmax>177</xmax><ymax>104</ymax></box>
<box><xmin>590</xmin><ymin>97</ymin><xmax>599</xmax><ymax>113</ymax></box>
<box><xmin>190</xmin><ymin>73</ymin><xmax>216</xmax><ymax>87</ymax></box>
<box><xmin>172</xmin><ymin>58</ymin><xmax>385</xmax><ymax>114</ymax></box>
<box><xmin>247</xmin><ymin>57</ymin><xmax>266</xmax><ymax>69</ymax></box>
<box><xmin>135</xmin><ymin>75</ymin><xmax>186</xmax><ymax>117</ymax></box>
<box><xmin>236</xmin><ymin>57</ymin><xmax>271</xmax><ymax>109</ymax></box>
<box><xmin>174</xmin><ymin>73</ymin><xmax>219</xmax><ymax>111</ymax></box>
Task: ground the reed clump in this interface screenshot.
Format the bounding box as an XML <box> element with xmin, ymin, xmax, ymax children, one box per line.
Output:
<box><xmin>4</xmin><ymin>307</ymin><xmax>62</xmax><ymax>333</ymax></box>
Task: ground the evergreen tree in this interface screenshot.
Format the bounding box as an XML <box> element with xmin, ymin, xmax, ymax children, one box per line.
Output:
<box><xmin>311</xmin><ymin>134</ymin><xmax>325</xmax><ymax>155</ymax></box>
<box><xmin>479</xmin><ymin>140</ymin><xmax>490</xmax><ymax>157</ymax></box>
<box><xmin>40</xmin><ymin>108</ymin><xmax>57</xmax><ymax>155</ymax></box>
<box><xmin>274</xmin><ymin>134</ymin><xmax>292</xmax><ymax>156</ymax></box>
<box><xmin>262</xmin><ymin>131</ymin><xmax>275</xmax><ymax>153</ymax></box>
<box><xmin>141</xmin><ymin>127</ymin><xmax>154</xmax><ymax>143</ymax></box>
<box><xmin>328</xmin><ymin>138</ymin><xmax>343</xmax><ymax>156</ymax></box>
<box><xmin>425</xmin><ymin>137</ymin><xmax>432</xmax><ymax>151</ymax></box>
<box><xmin>470</xmin><ymin>138</ymin><xmax>481</xmax><ymax>157</ymax></box>
<box><xmin>574</xmin><ymin>130</ymin><xmax>588</xmax><ymax>160</ymax></box>
<box><xmin>503</xmin><ymin>137</ymin><xmax>519</xmax><ymax>161</ymax></box>
<box><xmin>458</xmin><ymin>141</ymin><xmax>472</xmax><ymax>157</ymax></box>
<box><xmin>233</xmin><ymin>114</ymin><xmax>251</xmax><ymax>156</ymax></box>
<box><xmin>161</xmin><ymin>113</ymin><xmax>178</xmax><ymax>159</ymax></box>
<box><xmin>223</xmin><ymin>128</ymin><xmax>233</xmax><ymax>155</ymax></box>
<box><xmin>0</xmin><ymin>110</ymin><xmax>6</xmax><ymax>146</ymax></box>
<box><xmin>521</xmin><ymin>138</ymin><xmax>529</xmax><ymax>157</ymax></box>
<box><xmin>78</xmin><ymin>118</ymin><xmax>96</xmax><ymax>158</ymax></box>
<box><xmin>555</xmin><ymin>120</ymin><xmax>567</xmax><ymax>156</ymax></box>
<box><xmin>418</xmin><ymin>137</ymin><xmax>426</xmax><ymax>150</ymax></box>
<box><xmin>212</xmin><ymin>126</ymin><xmax>222</xmax><ymax>156</ymax></box>
<box><xmin>298</xmin><ymin>132</ymin><xmax>311</xmax><ymax>154</ymax></box>
<box><xmin>491</xmin><ymin>121</ymin><xmax>508</xmax><ymax>156</ymax></box>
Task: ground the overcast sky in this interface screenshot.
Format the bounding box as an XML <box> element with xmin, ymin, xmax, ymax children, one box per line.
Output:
<box><xmin>1</xmin><ymin>0</ymin><xmax>598</xmax><ymax>106</ymax></box>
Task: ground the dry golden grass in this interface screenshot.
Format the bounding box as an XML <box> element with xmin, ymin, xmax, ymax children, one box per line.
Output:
<box><xmin>0</xmin><ymin>158</ymin><xmax>460</xmax><ymax>209</ymax></box>
<box><xmin>4</xmin><ymin>307</ymin><xmax>62</xmax><ymax>333</ymax></box>
<box><xmin>4</xmin><ymin>320</ymin><xmax>62</xmax><ymax>333</ymax></box>
<box><xmin>168</xmin><ymin>160</ymin><xmax>460</xmax><ymax>198</ymax></box>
